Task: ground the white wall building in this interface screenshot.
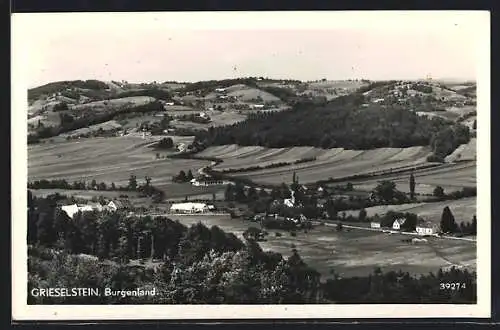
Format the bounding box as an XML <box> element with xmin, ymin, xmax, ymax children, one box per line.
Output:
<box><xmin>370</xmin><ymin>221</ymin><xmax>381</xmax><ymax>229</ymax></box>
<box><xmin>61</xmin><ymin>204</ymin><xmax>99</xmax><ymax>219</ymax></box>
<box><xmin>107</xmin><ymin>200</ymin><xmax>131</xmax><ymax>212</ymax></box>
<box><xmin>170</xmin><ymin>202</ymin><xmax>213</xmax><ymax>214</ymax></box>
<box><xmin>392</xmin><ymin>218</ymin><xmax>406</xmax><ymax>230</ymax></box>
<box><xmin>416</xmin><ymin>221</ymin><xmax>439</xmax><ymax>235</ymax></box>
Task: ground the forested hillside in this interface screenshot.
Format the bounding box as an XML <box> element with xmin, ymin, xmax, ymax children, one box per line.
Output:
<box><xmin>194</xmin><ymin>94</ymin><xmax>470</xmax><ymax>160</ymax></box>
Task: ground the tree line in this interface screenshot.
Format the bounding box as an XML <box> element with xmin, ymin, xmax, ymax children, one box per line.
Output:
<box><xmin>28</xmin><ymin>175</ymin><xmax>165</xmax><ymax>202</ymax></box>
<box><xmin>218</xmin><ymin>157</ymin><xmax>316</xmax><ymax>174</ymax></box>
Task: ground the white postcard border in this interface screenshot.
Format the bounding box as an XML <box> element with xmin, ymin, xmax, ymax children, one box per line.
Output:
<box><xmin>11</xmin><ymin>11</ymin><xmax>491</xmax><ymax>320</ymax></box>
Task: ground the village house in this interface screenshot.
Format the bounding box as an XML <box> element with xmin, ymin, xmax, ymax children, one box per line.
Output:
<box><xmin>370</xmin><ymin>220</ymin><xmax>381</xmax><ymax>229</ymax></box>
<box><xmin>251</xmin><ymin>104</ymin><xmax>265</xmax><ymax>109</ymax></box>
<box><xmin>416</xmin><ymin>221</ymin><xmax>440</xmax><ymax>236</ymax></box>
<box><xmin>392</xmin><ymin>217</ymin><xmax>406</xmax><ymax>230</ymax></box>
<box><xmin>107</xmin><ymin>200</ymin><xmax>131</xmax><ymax>212</ymax></box>
<box><xmin>169</xmin><ymin>202</ymin><xmax>214</xmax><ymax>214</ymax></box>
<box><xmin>164</xmin><ymin>102</ymin><xmax>175</xmax><ymax>106</ymax></box>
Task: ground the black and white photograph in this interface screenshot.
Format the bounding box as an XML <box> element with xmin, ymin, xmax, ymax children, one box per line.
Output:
<box><xmin>11</xmin><ymin>11</ymin><xmax>491</xmax><ymax>320</ymax></box>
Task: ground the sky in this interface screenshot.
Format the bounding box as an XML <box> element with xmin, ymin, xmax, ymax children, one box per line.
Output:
<box><xmin>12</xmin><ymin>11</ymin><xmax>488</xmax><ymax>88</ymax></box>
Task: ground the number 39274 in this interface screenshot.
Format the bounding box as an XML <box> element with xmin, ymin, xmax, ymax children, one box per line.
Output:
<box><xmin>440</xmin><ymin>282</ymin><xmax>466</xmax><ymax>290</ymax></box>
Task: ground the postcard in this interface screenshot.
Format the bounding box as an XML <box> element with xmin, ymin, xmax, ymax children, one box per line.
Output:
<box><xmin>11</xmin><ymin>10</ymin><xmax>491</xmax><ymax>320</ymax></box>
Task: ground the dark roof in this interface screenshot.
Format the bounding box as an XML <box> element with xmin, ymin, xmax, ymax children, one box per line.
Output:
<box><xmin>393</xmin><ymin>218</ymin><xmax>406</xmax><ymax>225</ymax></box>
<box><xmin>417</xmin><ymin>221</ymin><xmax>438</xmax><ymax>228</ymax></box>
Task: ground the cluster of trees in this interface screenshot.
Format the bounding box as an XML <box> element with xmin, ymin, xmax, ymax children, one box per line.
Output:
<box><xmin>370</xmin><ymin>181</ymin><xmax>409</xmax><ymax>204</ymax></box>
<box><xmin>440</xmin><ymin>206</ymin><xmax>477</xmax><ymax>235</ymax></box>
<box><xmin>428</xmin><ymin>124</ymin><xmax>471</xmax><ymax>161</ymax></box>
<box><xmin>28</xmin><ymin>179</ymin><xmax>117</xmax><ymax>191</ymax></box>
<box><xmin>193</xmin><ymin>94</ymin><xmax>467</xmax><ymax>154</ymax></box>
<box><xmin>28</xmin><ymin>193</ymin><xmax>476</xmax><ymax>304</ymax></box>
<box><xmin>28</xmin><ymin>80</ymin><xmax>109</xmax><ymax>101</ymax></box>
<box><xmin>172</xmin><ymin>170</ymin><xmax>195</xmax><ymax>183</ymax></box>
<box><xmin>323</xmin><ymin>266</ymin><xmax>476</xmax><ymax>303</ymax></box>
<box><xmin>156</xmin><ymin>137</ymin><xmax>174</xmax><ymax>149</ymax></box>
<box><xmin>433</xmin><ymin>186</ymin><xmax>476</xmax><ymax>200</ymax></box>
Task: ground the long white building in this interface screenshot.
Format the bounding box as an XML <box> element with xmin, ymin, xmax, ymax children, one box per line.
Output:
<box><xmin>61</xmin><ymin>204</ymin><xmax>96</xmax><ymax>219</ymax></box>
<box><xmin>169</xmin><ymin>202</ymin><xmax>214</xmax><ymax>214</ymax></box>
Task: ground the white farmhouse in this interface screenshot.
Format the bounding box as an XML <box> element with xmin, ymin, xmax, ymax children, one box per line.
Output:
<box><xmin>190</xmin><ymin>178</ymin><xmax>226</xmax><ymax>187</ymax></box>
<box><xmin>392</xmin><ymin>218</ymin><xmax>406</xmax><ymax>230</ymax></box>
<box><xmin>61</xmin><ymin>204</ymin><xmax>80</xmax><ymax>219</ymax></box>
<box><xmin>107</xmin><ymin>200</ymin><xmax>130</xmax><ymax>212</ymax></box>
<box><xmin>61</xmin><ymin>203</ymin><xmax>99</xmax><ymax>219</ymax></box>
<box><xmin>370</xmin><ymin>221</ymin><xmax>381</xmax><ymax>229</ymax></box>
<box><xmin>170</xmin><ymin>202</ymin><xmax>212</xmax><ymax>214</ymax></box>
<box><xmin>416</xmin><ymin>221</ymin><xmax>440</xmax><ymax>236</ymax></box>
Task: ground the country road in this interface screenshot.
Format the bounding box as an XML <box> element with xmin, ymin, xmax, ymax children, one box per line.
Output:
<box><xmin>313</xmin><ymin>221</ymin><xmax>476</xmax><ymax>242</ymax></box>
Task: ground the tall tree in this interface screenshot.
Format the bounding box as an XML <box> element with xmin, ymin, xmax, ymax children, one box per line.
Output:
<box><xmin>224</xmin><ymin>184</ymin><xmax>235</xmax><ymax>201</ymax></box>
<box><xmin>358</xmin><ymin>208</ymin><xmax>367</xmax><ymax>222</ymax></box>
<box><xmin>373</xmin><ymin>181</ymin><xmax>398</xmax><ymax>203</ymax></box>
<box><xmin>471</xmin><ymin>215</ymin><xmax>477</xmax><ymax>235</ymax></box>
<box><xmin>409</xmin><ymin>172</ymin><xmax>416</xmax><ymax>200</ymax></box>
<box><xmin>128</xmin><ymin>174</ymin><xmax>137</xmax><ymax>191</ymax></box>
<box><xmin>177</xmin><ymin>171</ymin><xmax>187</xmax><ymax>182</ymax></box>
<box><xmin>440</xmin><ymin>206</ymin><xmax>457</xmax><ymax>233</ymax></box>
